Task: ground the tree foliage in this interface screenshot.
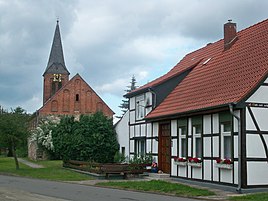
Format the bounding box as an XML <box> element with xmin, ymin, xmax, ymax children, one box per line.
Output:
<box><xmin>118</xmin><ymin>75</ymin><xmax>138</xmax><ymax>117</ymax></box>
<box><xmin>52</xmin><ymin>112</ymin><xmax>119</xmax><ymax>163</ymax></box>
<box><xmin>0</xmin><ymin>107</ymin><xmax>30</xmax><ymax>169</ymax></box>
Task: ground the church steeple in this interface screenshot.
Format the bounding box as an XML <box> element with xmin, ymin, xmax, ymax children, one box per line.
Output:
<box><xmin>43</xmin><ymin>20</ymin><xmax>69</xmax><ymax>75</ymax></box>
<box><xmin>43</xmin><ymin>21</ymin><xmax>70</xmax><ymax>104</ymax></box>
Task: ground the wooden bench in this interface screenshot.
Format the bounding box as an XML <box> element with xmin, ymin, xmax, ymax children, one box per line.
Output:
<box><xmin>100</xmin><ymin>164</ymin><xmax>148</xmax><ymax>179</ymax></box>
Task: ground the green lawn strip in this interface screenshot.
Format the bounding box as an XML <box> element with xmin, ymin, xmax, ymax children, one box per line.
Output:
<box><xmin>229</xmin><ymin>192</ymin><xmax>268</xmax><ymax>201</ymax></box>
<box><xmin>96</xmin><ymin>180</ymin><xmax>215</xmax><ymax>197</ymax></box>
<box><xmin>0</xmin><ymin>157</ymin><xmax>92</xmax><ymax>181</ymax></box>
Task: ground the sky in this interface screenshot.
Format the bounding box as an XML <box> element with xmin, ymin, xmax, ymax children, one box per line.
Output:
<box><xmin>0</xmin><ymin>0</ymin><xmax>268</xmax><ymax>120</ymax></box>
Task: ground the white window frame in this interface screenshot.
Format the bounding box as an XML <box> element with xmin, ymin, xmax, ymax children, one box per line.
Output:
<box><xmin>221</xmin><ymin>123</ymin><xmax>232</xmax><ymax>159</ymax></box>
<box><xmin>136</xmin><ymin>95</ymin><xmax>145</xmax><ymax>120</ymax></box>
<box><xmin>135</xmin><ymin>138</ymin><xmax>146</xmax><ymax>156</ymax></box>
<box><xmin>179</xmin><ymin>126</ymin><xmax>187</xmax><ymax>158</ymax></box>
<box><xmin>193</xmin><ymin>125</ymin><xmax>202</xmax><ymax>158</ymax></box>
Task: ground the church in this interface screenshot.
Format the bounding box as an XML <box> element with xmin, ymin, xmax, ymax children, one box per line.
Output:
<box><xmin>28</xmin><ymin>21</ymin><xmax>114</xmax><ymax>160</ymax></box>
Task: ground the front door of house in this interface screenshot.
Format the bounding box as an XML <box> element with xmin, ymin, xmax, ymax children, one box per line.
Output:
<box><xmin>158</xmin><ymin>122</ymin><xmax>171</xmax><ymax>174</ymax></box>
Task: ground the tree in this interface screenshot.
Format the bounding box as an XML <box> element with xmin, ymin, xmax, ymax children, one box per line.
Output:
<box><xmin>52</xmin><ymin>112</ymin><xmax>119</xmax><ymax>163</ymax></box>
<box><xmin>0</xmin><ymin>107</ymin><xmax>30</xmax><ymax>169</ymax></box>
<box><xmin>118</xmin><ymin>75</ymin><xmax>138</xmax><ymax>117</ymax></box>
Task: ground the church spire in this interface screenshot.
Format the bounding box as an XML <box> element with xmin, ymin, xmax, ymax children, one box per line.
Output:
<box><xmin>43</xmin><ymin>20</ymin><xmax>69</xmax><ymax>75</ymax></box>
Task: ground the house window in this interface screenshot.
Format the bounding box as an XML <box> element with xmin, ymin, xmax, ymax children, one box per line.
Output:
<box><xmin>135</xmin><ymin>138</ymin><xmax>146</xmax><ymax>156</ymax></box>
<box><xmin>179</xmin><ymin>126</ymin><xmax>187</xmax><ymax>157</ymax></box>
<box><xmin>221</xmin><ymin>122</ymin><xmax>232</xmax><ymax>159</ymax></box>
<box><xmin>75</xmin><ymin>94</ymin><xmax>79</xmax><ymax>101</ymax></box>
<box><xmin>121</xmin><ymin>147</ymin><xmax>126</xmax><ymax>157</ymax></box>
<box><xmin>193</xmin><ymin>124</ymin><xmax>202</xmax><ymax>158</ymax></box>
<box><xmin>136</xmin><ymin>95</ymin><xmax>145</xmax><ymax>120</ymax></box>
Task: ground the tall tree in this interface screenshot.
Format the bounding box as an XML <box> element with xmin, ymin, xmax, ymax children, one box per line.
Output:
<box><xmin>0</xmin><ymin>107</ymin><xmax>29</xmax><ymax>169</ymax></box>
<box><xmin>118</xmin><ymin>75</ymin><xmax>138</xmax><ymax>116</ymax></box>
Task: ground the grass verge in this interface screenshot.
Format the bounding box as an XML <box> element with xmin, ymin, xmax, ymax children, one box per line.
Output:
<box><xmin>229</xmin><ymin>193</ymin><xmax>268</xmax><ymax>201</ymax></box>
<box><xmin>0</xmin><ymin>157</ymin><xmax>92</xmax><ymax>181</ymax></box>
<box><xmin>96</xmin><ymin>180</ymin><xmax>215</xmax><ymax>197</ymax></box>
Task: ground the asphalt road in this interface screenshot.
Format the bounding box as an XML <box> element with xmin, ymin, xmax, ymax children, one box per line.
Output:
<box><xmin>0</xmin><ymin>175</ymin><xmax>201</xmax><ymax>201</ymax></box>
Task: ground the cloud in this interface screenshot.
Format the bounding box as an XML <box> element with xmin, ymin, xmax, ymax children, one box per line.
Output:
<box><xmin>0</xmin><ymin>0</ymin><xmax>268</xmax><ymax>117</ymax></box>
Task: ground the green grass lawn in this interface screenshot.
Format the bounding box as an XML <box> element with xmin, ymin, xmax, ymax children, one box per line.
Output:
<box><xmin>229</xmin><ymin>193</ymin><xmax>268</xmax><ymax>201</ymax></box>
<box><xmin>0</xmin><ymin>157</ymin><xmax>92</xmax><ymax>181</ymax></box>
<box><xmin>96</xmin><ymin>180</ymin><xmax>215</xmax><ymax>197</ymax></box>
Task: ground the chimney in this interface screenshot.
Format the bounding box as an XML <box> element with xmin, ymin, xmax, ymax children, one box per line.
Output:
<box><xmin>224</xmin><ymin>20</ymin><xmax>238</xmax><ymax>50</ymax></box>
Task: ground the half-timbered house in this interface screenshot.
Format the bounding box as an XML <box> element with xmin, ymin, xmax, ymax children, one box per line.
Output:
<box><xmin>125</xmin><ymin>19</ymin><xmax>268</xmax><ymax>188</ymax></box>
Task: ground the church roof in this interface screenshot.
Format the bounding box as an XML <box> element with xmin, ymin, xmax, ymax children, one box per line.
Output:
<box><xmin>43</xmin><ymin>21</ymin><xmax>70</xmax><ymax>75</ymax></box>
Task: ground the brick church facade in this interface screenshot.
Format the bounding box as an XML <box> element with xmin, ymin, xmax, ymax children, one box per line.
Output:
<box><xmin>29</xmin><ymin>21</ymin><xmax>113</xmax><ymax>160</ymax></box>
<box><xmin>40</xmin><ymin>20</ymin><xmax>113</xmax><ymax>117</ymax></box>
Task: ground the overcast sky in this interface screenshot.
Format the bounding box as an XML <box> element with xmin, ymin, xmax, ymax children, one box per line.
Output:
<box><xmin>0</xmin><ymin>0</ymin><xmax>268</xmax><ymax>119</ymax></box>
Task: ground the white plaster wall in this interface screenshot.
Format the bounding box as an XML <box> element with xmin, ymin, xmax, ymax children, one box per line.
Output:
<box><xmin>233</xmin><ymin>110</ymin><xmax>240</xmax><ymax>133</ymax></box>
<box><xmin>213</xmin><ymin>114</ymin><xmax>219</xmax><ymax>134</ymax></box>
<box><xmin>265</xmin><ymin>78</ymin><xmax>268</xmax><ymax>83</ymax></box>
<box><xmin>220</xmin><ymin>169</ymin><xmax>233</xmax><ymax>183</ymax></box>
<box><xmin>130</xmin><ymin>125</ymin><xmax>134</xmax><ymax>138</ymax></box>
<box><xmin>204</xmin><ymin>137</ymin><xmax>211</xmax><ymax>157</ymax></box>
<box><xmin>247</xmin><ymin>162</ymin><xmax>268</xmax><ymax>185</ymax></box>
<box><xmin>234</xmin><ymin>135</ymin><xmax>238</xmax><ymax>158</ymax></box>
<box><xmin>178</xmin><ymin>166</ymin><xmax>187</xmax><ymax>177</ymax></box>
<box><xmin>172</xmin><ymin>139</ymin><xmax>177</xmax><ymax>156</ymax></box>
<box><xmin>153</xmin><ymin>122</ymin><xmax>158</xmax><ymax>137</ymax></box>
<box><xmin>247</xmin><ymin>134</ymin><xmax>267</xmax><ymax>158</ymax></box>
<box><xmin>129</xmin><ymin>111</ymin><xmax>135</xmax><ymax>124</ymax></box>
<box><xmin>203</xmin><ymin>115</ymin><xmax>211</xmax><ymax>134</ymax></box>
<box><xmin>129</xmin><ymin>97</ymin><xmax>135</xmax><ymax>110</ymax></box>
<box><xmin>171</xmin><ymin>120</ymin><xmax>177</xmax><ymax>137</ymax></box>
<box><xmin>204</xmin><ymin>160</ymin><xmax>212</xmax><ymax>181</ymax></box>
<box><xmin>141</xmin><ymin>124</ymin><xmax>146</xmax><ymax>137</ymax></box>
<box><xmin>171</xmin><ymin>161</ymin><xmax>177</xmax><ymax>176</ymax></box>
<box><xmin>233</xmin><ymin>162</ymin><xmax>238</xmax><ymax>184</ymax></box>
<box><xmin>213</xmin><ymin>136</ymin><xmax>219</xmax><ymax>157</ymax></box>
<box><xmin>147</xmin><ymin>123</ymin><xmax>152</xmax><ymax>138</ymax></box>
<box><xmin>247</xmin><ymin>107</ymin><xmax>268</xmax><ymax>131</ymax></box>
<box><xmin>247</xmin><ymin>86</ymin><xmax>268</xmax><ymax>103</ymax></box>
<box><xmin>192</xmin><ymin>167</ymin><xmax>202</xmax><ymax>179</ymax></box>
<box><xmin>246</xmin><ymin>108</ymin><xmax>255</xmax><ymax>130</ymax></box>
<box><xmin>129</xmin><ymin>140</ymin><xmax>134</xmax><ymax>153</ymax></box>
<box><xmin>115</xmin><ymin>111</ymin><xmax>130</xmax><ymax>158</ymax></box>
<box><xmin>135</xmin><ymin>125</ymin><xmax>140</xmax><ymax>137</ymax></box>
<box><xmin>213</xmin><ymin>164</ymin><xmax>219</xmax><ymax>182</ymax></box>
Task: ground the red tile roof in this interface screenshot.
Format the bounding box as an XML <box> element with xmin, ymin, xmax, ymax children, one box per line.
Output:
<box><xmin>146</xmin><ymin>19</ymin><xmax>268</xmax><ymax>119</ymax></box>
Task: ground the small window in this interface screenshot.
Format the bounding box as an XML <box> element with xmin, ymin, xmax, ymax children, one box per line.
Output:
<box><xmin>181</xmin><ymin>138</ymin><xmax>187</xmax><ymax>157</ymax></box>
<box><xmin>135</xmin><ymin>138</ymin><xmax>146</xmax><ymax>156</ymax></box>
<box><xmin>75</xmin><ymin>94</ymin><xmax>79</xmax><ymax>101</ymax></box>
<box><xmin>136</xmin><ymin>95</ymin><xmax>145</xmax><ymax>120</ymax></box>
<box><xmin>221</xmin><ymin>122</ymin><xmax>232</xmax><ymax>159</ymax></box>
<box><xmin>193</xmin><ymin>124</ymin><xmax>202</xmax><ymax>158</ymax></box>
<box><xmin>121</xmin><ymin>147</ymin><xmax>126</xmax><ymax>157</ymax></box>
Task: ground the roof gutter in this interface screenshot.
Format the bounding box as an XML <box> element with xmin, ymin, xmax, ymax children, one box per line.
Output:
<box><xmin>229</xmin><ymin>103</ymin><xmax>242</xmax><ymax>193</ymax></box>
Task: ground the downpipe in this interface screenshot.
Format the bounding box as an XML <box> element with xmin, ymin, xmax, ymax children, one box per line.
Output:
<box><xmin>229</xmin><ymin>104</ymin><xmax>242</xmax><ymax>193</ymax></box>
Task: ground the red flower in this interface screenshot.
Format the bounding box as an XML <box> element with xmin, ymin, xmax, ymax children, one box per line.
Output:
<box><xmin>215</xmin><ymin>158</ymin><xmax>232</xmax><ymax>164</ymax></box>
<box><xmin>174</xmin><ymin>157</ymin><xmax>186</xmax><ymax>162</ymax></box>
<box><xmin>188</xmin><ymin>157</ymin><xmax>201</xmax><ymax>163</ymax></box>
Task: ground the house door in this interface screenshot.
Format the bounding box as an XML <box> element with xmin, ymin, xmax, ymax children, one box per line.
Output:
<box><xmin>158</xmin><ymin>122</ymin><xmax>171</xmax><ymax>174</ymax></box>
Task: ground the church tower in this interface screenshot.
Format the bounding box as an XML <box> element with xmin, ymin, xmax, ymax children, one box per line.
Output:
<box><xmin>43</xmin><ymin>20</ymin><xmax>70</xmax><ymax>104</ymax></box>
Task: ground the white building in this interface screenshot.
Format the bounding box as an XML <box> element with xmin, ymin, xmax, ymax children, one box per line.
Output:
<box><xmin>125</xmin><ymin>19</ymin><xmax>268</xmax><ymax>188</ymax></box>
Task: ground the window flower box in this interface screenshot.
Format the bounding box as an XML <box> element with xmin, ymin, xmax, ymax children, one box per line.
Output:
<box><xmin>174</xmin><ymin>157</ymin><xmax>187</xmax><ymax>166</ymax></box>
<box><xmin>215</xmin><ymin>158</ymin><xmax>233</xmax><ymax>170</ymax></box>
<box><xmin>188</xmin><ymin>157</ymin><xmax>202</xmax><ymax>168</ymax></box>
